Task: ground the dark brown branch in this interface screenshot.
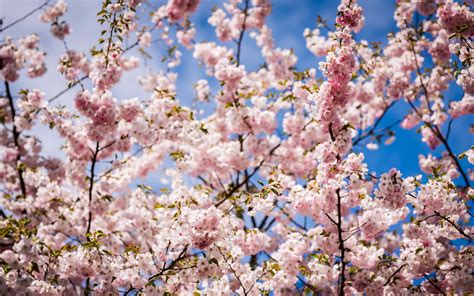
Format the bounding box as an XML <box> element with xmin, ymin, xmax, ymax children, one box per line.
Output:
<box><xmin>405</xmin><ymin>33</ymin><xmax>469</xmax><ymax>187</ymax></box>
<box><xmin>423</xmin><ymin>274</ymin><xmax>446</xmax><ymax>296</ymax></box>
<box><xmin>433</xmin><ymin>126</ymin><xmax>470</xmax><ymax>187</ymax></box>
<box><xmin>258</xmin><ymin>215</ymin><xmax>269</xmax><ymax>230</ymax></box>
<box><xmin>215</xmin><ymin>143</ymin><xmax>280</xmax><ymax>207</ymax></box>
<box><xmin>324</xmin><ymin>212</ymin><xmax>338</xmax><ymax>227</ymax></box>
<box><xmin>353</xmin><ymin>101</ymin><xmax>396</xmax><ymax>146</ymax></box>
<box><xmin>4</xmin><ymin>81</ymin><xmax>27</xmax><ymax>198</ymax></box>
<box><xmin>148</xmin><ymin>244</ymin><xmax>189</xmax><ymax>282</ymax></box>
<box><xmin>297</xmin><ymin>275</ymin><xmax>319</xmax><ymax>295</ymax></box>
<box><xmin>434</xmin><ymin>211</ymin><xmax>472</xmax><ymax>240</ymax></box>
<box><xmin>104</xmin><ymin>12</ymin><xmax>117</xmax><ymax>69</ymax></box>
<box><xmin>405</xmin><ymin>96</ymin><xmax>470</xmax><ymax>187</ymax></box>
<box><xmin>416</xmin><ymin>213</ymin><xmax>438</xmax><ymax>224</ymax></box>
<box><xmin>0</xmin><ymin>1</ymin><xmax>49</xmax><ymax>33</ymax></box>
<box><xmin>123</xmin><ymin>286</ymin><xmax>135</xmax><ymax>296</ymax></box>
<box><xmin>276</xmin><ymin>204</ymin><xmax>307</xmax><ymax>231</ymax></box>
<box><xmin>329</xmin><ymin>123</ymin><xmax>336</xmax><ymax>141</ymax></box>
<box><xmin>384</xmin><ymin>264</ymin><xmax>407</xmax><ymax>286</ymax></box>
<box><xmin>409</xmin><ymin>41</ymin><xmax>432</xmax><ymax>115</ymax></box>
<box><xmin>263</xmin><ymin>217</ymin><xmax>276</xmax><ymax>231</ymax></box>
<box><xmin>445</xmin><ymin>119</ymin><xmax>453</xmax><ymax>141</ymax></box>
<box><xmin>336</xmin><ymin>188</ymin><xmax>346</xmax><ymax>296</ymax></box>
<box><xmin>216</xmin><ymin>244</ymin><xmax>249</xmax><ymax>295</ymax></box>
<box><xmin>236</xmin><ymin>0</ymin><xmax>250</xmax><ymax>66</ymax></box>
<box><xmin>47</xmin><ymin>76</ymin><xmax>87</xmax><ymax>103</ymax></box>
<box><xmin>85</xmin><ymin>142</ymin><xmax>100</xmax><ymax>236</ymax></box>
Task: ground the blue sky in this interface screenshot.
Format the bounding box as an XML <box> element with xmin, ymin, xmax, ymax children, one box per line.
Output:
<box><xmin>2</xmin><ymin>0</ymin><xmax>472</xmax><ymax>183</ymax></box>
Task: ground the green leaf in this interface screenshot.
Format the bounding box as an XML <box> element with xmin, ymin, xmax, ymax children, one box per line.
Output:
<box><xmin>199</xmin><ymin>124</ymin><xmax>209</xmax><ymax>134</ymax></box>
<box><xmin>208</xmin><ymin>258</ymin><xmax>219</xmax><ymax>266</ymax></box>
<box><xmin>170</xmin><ymin>151</ymin><xmax>185</xmax><ymax>161</ymax></box>
<box><xmin>29</xmin><ymin>261</ymin><xmax>39</xmax><ymax>273</ymax></box>
<box><xmin>101</xmin><ymin>195</ymin><xmax>113</xmax><ymax>202</ymax></box>
<box><xmin>19</xmin><ymin>89</ymin><xmax>29</xmax><ymax>95</ymax></box>
<box><xmin>124</xmin><ymin>244</ymin><xmax>140</xmax><ymax>254</ymax></box>
<box><xmin>2</xmin><ymin>264</ymin><xmax>12</xmax><ymax>274</ymax></box>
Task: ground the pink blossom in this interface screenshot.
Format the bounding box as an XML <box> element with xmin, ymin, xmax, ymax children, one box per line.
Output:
<box><xmin>138</xmin><ymin>32</ymin><xmax>152</xmax><ymax>48</ymax></box>
<box><xmin>0</xmin><ymin>0</ymin><xmax>472</xmax><ymax>294</ymax></box>
<box><xmin>40</xmin><ymin>0</ymin><xmax>67</xmax><ymax>23</ymax></box>
<box><xmin>166</xmin><ymin>0</ymin><xmax>199</xmax><ymax>22</ymax></box>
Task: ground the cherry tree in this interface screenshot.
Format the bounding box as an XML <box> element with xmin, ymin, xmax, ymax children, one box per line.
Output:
<box><xmin>0</xmin><ymin>0</ymin><xmax>473</xmax><ymax>294</ymax></box>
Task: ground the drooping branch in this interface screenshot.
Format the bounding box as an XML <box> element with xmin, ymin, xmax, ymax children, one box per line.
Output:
<box><xmin>47</xmin><ymin>76</ymin><xmax>87</xmax><ymax>103</ymax></box>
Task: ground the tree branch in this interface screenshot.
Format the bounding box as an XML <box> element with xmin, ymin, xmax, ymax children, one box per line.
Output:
<box><xmin>216</xmin><ymin>244</ymin><xmax>248</xmax><ymax>295</ymax></box>
<box><xmin>215</xmin><ymin>143</ymin><xmax>280</xmax><ymax>207</ymax></box>
<box><xmin>434</xmin><ymin>211</ymin><xmax>472</xmax><ymax>241</ymax></box>
<box><xmin>85</xmin><ymin>142</ymin><xmax>100</xmax><ymax>236</ymax></box>
<box><xmin>0</xmin><ymin>1</ymin><xmax>49</xmax><ymax>33</ymax></box>
<box><xmin>236</xmin><ymin>0</ymin><xmax>250</xmax><ymax>66</ymax></box>
<box><xmin>336</xmin><ymin>188</ymin><xmax>346</xmax><ymax>296</ymax></box>
<box><xmin>384</xmin><ymin>264</ymin><xmax>407</xmax><ymax>286</ymax></box>
<box><xmin>4</xmin><ymin>81</ymin><xmax>27</xmax><ymax>198</ymax></box>
<box><xmin>353</xmin><ymin>101</ymin><xmax>396</xmax><ymax>146</ymax></box>
<box><xmin>423</xmin><ymin>274</ymin><xmax>446</xmax><ymax>296</ymax></box>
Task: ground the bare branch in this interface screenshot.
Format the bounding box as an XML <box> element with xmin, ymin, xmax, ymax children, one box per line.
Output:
<box><xmin>0</xmin><ymin>1</ymin><xmax>49</xmax><ymax>33</ymax></box>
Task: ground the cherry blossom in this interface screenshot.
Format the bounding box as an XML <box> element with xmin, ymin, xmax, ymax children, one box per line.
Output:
<box><xmin>0</xmin><ymin>0</ymin><xmax>472</xmax><ymax>295</ymax></box>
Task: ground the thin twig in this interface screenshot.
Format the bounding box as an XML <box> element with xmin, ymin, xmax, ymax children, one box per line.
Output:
<box><xmin>215</xmin><ymin>143</ymin><xmax>280</xmax><ymax>207</ymax></box>
<box><xmin>353</xmin><ymin>101</ymin><xmax>396</xmax><ymax>146</ymax></box>
<box><xmin>0</xmin><ymin>1</ymin><xmax>50</xmax><ymax>33</ymax></box>
<box><xmin>423</xmin><ymin>274</ymin><xmax>446</xmax><ymax>296</ymax></box>
<box><xmin>216</xmin><ymin>244</ymin><xmax>249</xmax><ymax>295</ymax></box>
<box><xmin>434</xmin><ymin>211</ymin><xmax>472</xmax><ymax>240</ymax></box>
<box><xmin>148</xmin><ymin>244</ymin><xmax>189</xmax><ymax>282</ymax></box>
<box><xmin>384</xmin><ymin>264</ymin><xmax>407</xmax><ymax>286</ymax></box>
<box><xmin>236</xmin><ymin>0</ymin><xmax>250</xmax><ymax>66</ymax></box>
<box><xmin>405</xmin><ymin>95</ymin><xmax>470</xmax><ymax>187</ymax></box>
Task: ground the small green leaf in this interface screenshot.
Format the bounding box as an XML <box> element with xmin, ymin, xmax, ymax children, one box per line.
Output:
<box><xmin>208</xmin><ymin>258</ymin><xmax>219</xmax><ymax>266</ymax></box>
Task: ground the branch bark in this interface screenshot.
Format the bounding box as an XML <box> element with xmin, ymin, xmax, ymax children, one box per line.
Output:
<box><xmin>85</xmin><ymin>142</ymin><xmax>100</xmax><ymax>236</ymax></box>
<box><xmin>4</xmin><ymin>81</ymin><xmax>27</xmax><ymax>198</ymax></box>
<box><xmin>336</xmin><ymin>188</ymin><xmax>346</xmax><ymax>296</ymax></box>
